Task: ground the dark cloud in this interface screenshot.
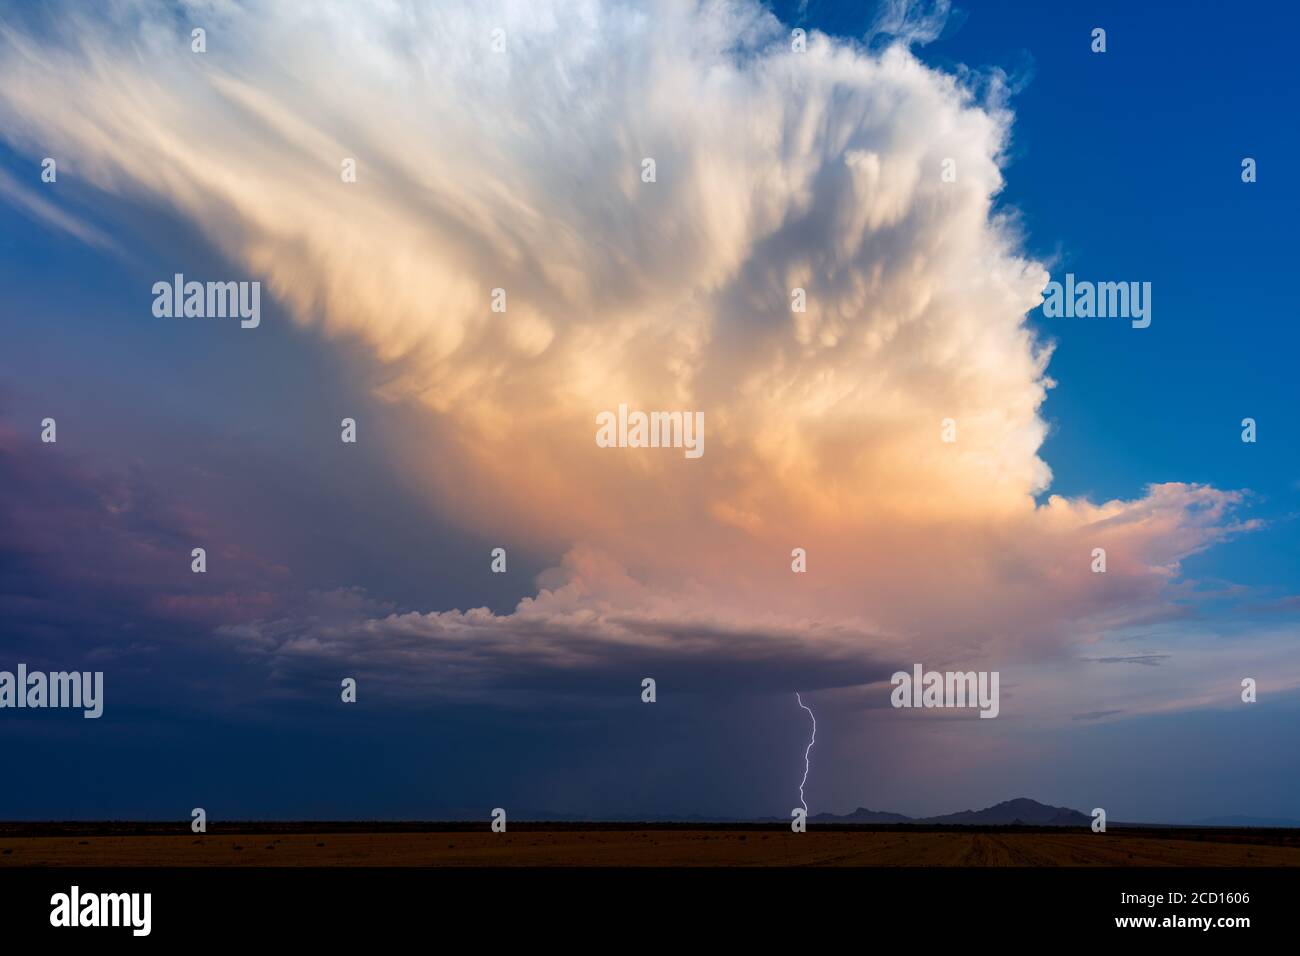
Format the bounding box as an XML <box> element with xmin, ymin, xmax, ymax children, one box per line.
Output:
<box><xmin>1085</xmin><ymin>654</ymin><xmax>1171</xmax><ymax>667</ymax></box>
<box><xmin>1072</xmin><ymin>709</ymin><xmax>1125</xmax><ymax>721</ymax></box>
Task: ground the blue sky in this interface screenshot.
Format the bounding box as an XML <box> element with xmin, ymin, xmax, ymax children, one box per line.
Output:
<box><xmin>1</xmin><ymin>0</ymin><xmax>1297</xmax><ymax>822</ymax></box>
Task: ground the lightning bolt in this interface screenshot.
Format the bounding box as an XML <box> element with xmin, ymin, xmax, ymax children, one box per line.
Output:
<box><xmin>796</xmin><ymin>692</ymin><xmax>816</xmax><ymax>813</ymax></box>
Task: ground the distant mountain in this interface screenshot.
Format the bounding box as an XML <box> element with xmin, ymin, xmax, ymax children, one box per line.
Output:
<box><xmin>919</xmin><ymin>798</ymin><xmax>1090</xmax><ymax>827</ymax></box>
<box><xmin>1190</xmin><ymin>814</ymin><xmax>1300</xmax><ymax>829</ymax></box>
<box><xmin>808</xmin><ymin>797</ymin><xmax>1090</xmax><ymax>827</ymax></box>
<box><xmin>810</xmin><ymin>807</ymin><xmax>913</xmax><ymax>824</ymax></box>
<box><xmin>496</xmin><ymin>798</ymin><xmax>1291</xmax><ymax>828</ymax></box>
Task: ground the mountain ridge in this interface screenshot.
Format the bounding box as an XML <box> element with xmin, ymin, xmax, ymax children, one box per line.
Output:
<box><xmin>809</xmin><ymin>797</ymin><xmax>1091</xmax><ymax>826</ymax></box>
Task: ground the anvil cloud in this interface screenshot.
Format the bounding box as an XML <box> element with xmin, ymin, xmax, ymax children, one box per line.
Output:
<box><xmin>0</xmin><ymin>0</ymin><xmax>1255</xmax><ymax>701</ymax></box>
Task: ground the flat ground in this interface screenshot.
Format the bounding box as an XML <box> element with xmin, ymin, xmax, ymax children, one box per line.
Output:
<box><xmin>3</xmin><ymin>824</ymin><xmax>1299</xmax><ymax>866</ymax></box>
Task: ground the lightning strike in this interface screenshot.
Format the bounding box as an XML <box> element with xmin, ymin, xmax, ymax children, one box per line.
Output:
<box><xmin>796</xmin><ymin>691</ymin><xmax>815</xmax><ymax>813</ymax></box>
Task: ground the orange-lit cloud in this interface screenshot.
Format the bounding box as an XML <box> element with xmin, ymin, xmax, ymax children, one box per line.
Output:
<box><xmin>0</xmin><ymin>1</ymin><xmax>1259</xmax><ymax>708</ymax></box>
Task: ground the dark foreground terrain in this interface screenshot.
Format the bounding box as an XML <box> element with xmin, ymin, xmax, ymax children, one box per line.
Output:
<box><xmin>3</xmin><ymin>822</ymin><xmax>1298</xmax><ymax>866</ymax></box>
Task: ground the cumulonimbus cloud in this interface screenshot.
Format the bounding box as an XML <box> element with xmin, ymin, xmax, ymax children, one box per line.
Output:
<box><xmin>0</xmin><ymin>0</ymin><xmax>1258</xmax><ymax>698</ymax></box>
